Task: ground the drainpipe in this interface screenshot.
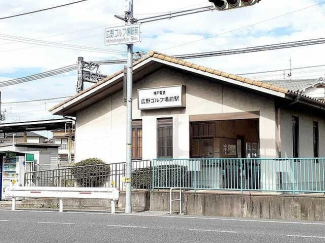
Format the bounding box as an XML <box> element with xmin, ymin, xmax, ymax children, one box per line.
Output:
<box><xmin>276</xmin><ymin>92</ymin><xmax>302</xmax><ymax>158</ymax></box>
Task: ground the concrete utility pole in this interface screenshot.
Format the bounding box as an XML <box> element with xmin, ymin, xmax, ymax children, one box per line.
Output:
<box><xmin>77</xmin><ymin>57</ymin><xmax>84</xmax><ymax>93</ymax></box>
<box><xmin>125</xmin><ymin>0</ymin><xmax>134</xmax><ymax>214</ymax></box>
<box><xmin>0</xmin><ymin>91</ymin><xmax>2</xmax><ymax>122</ymax></box>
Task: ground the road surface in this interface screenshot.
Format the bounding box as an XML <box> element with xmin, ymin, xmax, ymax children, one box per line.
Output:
<box><xmin>0</xmin><ymin>209</ymin><xmax>325</xmax><ymax>242</ymax></box>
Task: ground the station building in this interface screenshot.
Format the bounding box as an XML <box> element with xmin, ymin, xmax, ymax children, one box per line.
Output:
<box><xmin>50</xmin><ymin>51</ymin><xmax>325</xmax><ymax>163</ymax></box>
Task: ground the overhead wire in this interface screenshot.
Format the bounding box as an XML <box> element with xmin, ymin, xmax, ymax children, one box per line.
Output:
<box><xmin>173</xmin><ymin>38</ymin><xmax>325</xmax><ymax>59</ymax></box>
<box><xmin>2</xmin><ymin>96</ymin><xmax>73</xmax><ymax>105</ymax></box>
<box><xmin>0</xmin><ymin>65</ymin><xmax>78</xmax><ymax>88</ymax></box>
<box><xmin>0</xmin><ymin>33</ymin><xmax>126</xmax><ymax>54</ymax></box>
<box><xmin>160</xmin><ymin>1</ymin><xmax>325</xmax><ymax>51</ymax></box>
<box><xmin>0</xmin><ymin>0</ymin><xmax>88</xmax><ymax>21</ymax></box>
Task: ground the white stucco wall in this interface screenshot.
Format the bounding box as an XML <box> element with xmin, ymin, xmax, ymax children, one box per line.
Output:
<box><xmin>280</xmin><ymin>106</ymin><xmax>325</xmax><ymax>158</ymax></box>
<box><xmin>75</xmin><ymin>67</ymin><xmax>278</xmax><ymax>163</ymax></box>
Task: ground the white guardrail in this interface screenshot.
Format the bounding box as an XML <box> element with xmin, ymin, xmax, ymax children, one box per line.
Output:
<box><xmin>4</xmin><ymin>187</ymin><xmax>119</xmax><ymax>214</ymax></box>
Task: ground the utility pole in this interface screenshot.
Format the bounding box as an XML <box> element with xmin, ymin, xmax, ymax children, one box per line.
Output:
<box><xmin>77</xmin><ymin>57</ymin><xmax>84</xmax><ymax>93</ymax></box>
<box><xmin>0</xmin><ymin>91</ymin><xmax>2</xmax><ymax>122</ymax></box>
<box><xmin>125</xmin><ymin>0</ymin><xmax>134</xmax><ymax>214</ymax></box>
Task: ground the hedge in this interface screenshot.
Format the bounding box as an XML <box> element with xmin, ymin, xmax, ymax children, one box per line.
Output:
<box><xmin>71</xmin><ymin>158</ymin><xmax>110</xmax><ymax>187</ymax></box>
<box><xmin>132</xmin><ymin>165</ymin><xmax>190</xmax><ymax>189</ymax></box>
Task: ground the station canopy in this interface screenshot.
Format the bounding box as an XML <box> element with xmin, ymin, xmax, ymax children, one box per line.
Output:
<box><xmin>0</xmin><ymin>118</ymin><xmax>74</xmax><ymax>133</ymax></box>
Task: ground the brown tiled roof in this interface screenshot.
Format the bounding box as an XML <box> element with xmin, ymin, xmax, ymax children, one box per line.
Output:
<box><xmin>49</xmin><ymin>51</ymin><xmax>300</xmax><ymax>112</ymax></box>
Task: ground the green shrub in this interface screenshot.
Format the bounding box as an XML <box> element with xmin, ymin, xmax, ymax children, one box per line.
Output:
<box><xmin>132</xmin><ymin>165</ymin><xmax>190</xmax><ymax>189</ymax></box>
<box><xmin>71</xmin><ymin>158</ymin><xmax>110</xmax><ymax>187</ymax></box>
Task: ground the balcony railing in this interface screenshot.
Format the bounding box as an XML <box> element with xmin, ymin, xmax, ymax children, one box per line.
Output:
<box><xmin>59</xmin><ymin>144</ymin><xmax>68</xmax><ymax>150</ymax></box>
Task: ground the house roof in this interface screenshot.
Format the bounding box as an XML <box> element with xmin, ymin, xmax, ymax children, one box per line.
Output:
<box><xmin>1</xmin><ymin>131</ymin><xmax>46</xmax><ymax>138</ymax></box>
<box><xmin>50</xmin><ymin>51</ymin><xmax>325</xmax><ymax>116</ymax></box>
<box><xmin>264</xmin><ymin>78</ymin><xmax>323</xmax><ymax>92</ymax></box>
<box><xmin>0</xmin><ymin>118</ymin><xmax>74</xmax><ymax>133</ymax></box>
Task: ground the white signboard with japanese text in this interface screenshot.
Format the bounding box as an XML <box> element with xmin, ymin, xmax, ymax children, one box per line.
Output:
<box><xmin>105</xmin><ymin>24</ymin><xmax>140</xmax><ymax>45</ymax></box>
<box><xmin>138</xmin><ymin>85</ymin><xmax>186</xmax><ymax>110</ymax></box>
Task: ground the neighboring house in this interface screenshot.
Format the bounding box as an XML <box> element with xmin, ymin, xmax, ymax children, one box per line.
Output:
<box><xmin>0</xmin><ymin>132</ymin><xmax>47</xmax><ymax>145</ymax></box>
<box><xmin>265</xmin><ymin>77</ymin><xmax>325</xmax><ymax>101</ymax></box>
<box><xmin>50</xmin><ymin>51</ymin><xmax>325</xmax><ymax>163</ymax></box>
<box><xmin>53</xmin><ymin>130</ymin><xmax>75</xmax><ymax>166</ymax></box>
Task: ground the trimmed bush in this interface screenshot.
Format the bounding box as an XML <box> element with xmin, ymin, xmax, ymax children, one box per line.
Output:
<box><xmin>132</xmin><ymin>165</ymin><xmax>190</xmax><ymax>189</ymax></box>
<box><xmin>71</xmin><ymin>158</ymin><xmax>110</xmax><ymax>187</ymax></box>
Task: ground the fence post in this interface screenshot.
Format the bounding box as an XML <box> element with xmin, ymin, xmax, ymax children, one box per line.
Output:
<box><xmin>292</xmin><ymin>159</ymin><xmax>296</xmax><ymax>195</ymax></box>
<box><xmin>152</xmin><ymin>160</ymin><xmax>155</xmax><ymax>191</ymax></box>
<box><xmin>194</xmin><ymin>160</ymin><xmax>197</xmax><ymax>192</ymax></box>
<box><xmin>59</xmin><ymin>199</ymin><xmax>64</xmax><ymax>212</ymax></box>
<box><xmin>11</xmin><ymin>197</ymin><xmax>16</xmax><ymax>211</ymax></box>
<box><xmin>240</xmin><ymin>159</ymin><xmax>243</xmax><ymax>194</ymax></box>
<box><xmin>52</xmin><ymin>170</ymin><xmax>55</xmax><ymax>187</ymax></box>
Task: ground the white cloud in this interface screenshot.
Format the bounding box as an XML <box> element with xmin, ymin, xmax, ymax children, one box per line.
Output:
<box><xmin>0</xmin><ymin>0</ymin><xmax>325</xmax><ymax>122</ymax></box>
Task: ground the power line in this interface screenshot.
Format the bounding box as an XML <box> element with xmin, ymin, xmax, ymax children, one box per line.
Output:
<box><xmin>0</xmin><ymin>33</ymin><xmax>126</xmax><ymax>54</ymax></box>
<box><xmin>3</xmin><ymin>36</ymin><xmax>325</xmax><ymax>88</ymax></box>
<box><xmin>174</xmin><ymin>38</ymin><xmax>325</xmax><ymax>60</ymax></box>
<box><xmin>0</xmin><ymin>65</ymin><xmax>77</xmax><ymax>88</ymax></box>
<box><xmin>2</xmin><ymin>96</ymin><xmax>73</xmax><ymax>105</ymax></box>
<box><xmin>0</xmin><ymin>0</ymin><xmax>88</xmax><ymax>21</ymax></box>
<box><xmin>96</xmin><ymin>37</ymin><xmax>325</xmax><ymax>65</ymax></box>
<box><xmin>237</xmin><ymin>64</ymin><xmax>325</xmax><ymax>76</ymax></box>
<box><xmin>161</xmin><ymin>1</ymin><xmax>325</xmax><ymax>51</ymax></box>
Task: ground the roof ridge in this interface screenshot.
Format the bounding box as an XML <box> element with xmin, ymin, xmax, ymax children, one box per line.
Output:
<box><xmin>50</xmin><ymin>50</ymin><xmax>291</xmax><ymax>112</ymax></box>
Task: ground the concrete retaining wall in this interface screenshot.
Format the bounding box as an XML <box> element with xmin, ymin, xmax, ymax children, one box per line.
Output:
<box><xmin>0</xmin><ymin>191</ymin><xmax>150</xmax><ymax>212</ymax></box>
<box><xmin>150</xmin><ymin>191</ymin><xmax>325</xmax><ymax>221</ymax></box>
<box><xmin>2</xmin><ymin>190</ymin><xmax>325</xmax><ymax>221</ymax></box>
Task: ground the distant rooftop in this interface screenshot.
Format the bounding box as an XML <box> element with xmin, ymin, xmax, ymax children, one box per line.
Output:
<box><xmin>264</xmin><ymin>78</ymin><xmax>321</xmax><ymax>92</ymax></box>
<box><xmin>0</xmin><ymin>118</ymin><xmax>74</xmax><ymax>133</ymax></box>
<box><xmin>0</xmin><ymin>131</ymin><xmax>47</xmax><ymax>138</ymax></box>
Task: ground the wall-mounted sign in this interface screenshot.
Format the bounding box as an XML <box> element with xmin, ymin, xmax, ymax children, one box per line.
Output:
<box><xmin>105</xmin><ymin>24</ymin><xmax>141</xmax><ymax>45</ymax></box>
<box><xmin>138</xmin><ymin>85</ymin><xmax>186</xmax><ymax>110</ymax></box>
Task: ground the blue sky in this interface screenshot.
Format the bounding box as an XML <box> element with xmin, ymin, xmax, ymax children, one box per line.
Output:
<box><xmin>0</xmin><ymin>0</ymin><xmax>325</xmax><ymax>125</ymax></box>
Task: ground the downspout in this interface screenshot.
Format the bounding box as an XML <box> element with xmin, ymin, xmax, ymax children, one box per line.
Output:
<box><xmin>276</xmin><ymin>92</ymin><xmax>302</xmax><ymax>158</ymax></box>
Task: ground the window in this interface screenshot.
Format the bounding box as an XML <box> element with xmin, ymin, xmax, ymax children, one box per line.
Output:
<box><xmin>132</xmin><ymin>120</ymin><xmax>142</xmax><ymax>160</ymax></box>
<box><xmin>292</xmin><ymin>116</ymin><xmax>299</xmax><ymax>158</ymax></box>
<box><xmin>61</xmin><ymin>138</ymin><xmax>68</xmax><ymax>150</ymax></box>
<box><xmin>157</xmin><ymin>118</ymin><xmax>173</xmax><ymax>158</ymax></box>
<box><xmin>313</xmin><ymin>121</ymin><xmax>319</xmax><ymax>158</ymax></box>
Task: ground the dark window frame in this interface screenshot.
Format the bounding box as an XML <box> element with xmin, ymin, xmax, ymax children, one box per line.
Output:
<box><xmin>292</xmin><ymin>116</ymin><xmax>299</xmax><ymax>158</ymax></box>
<box><xmin>157</xmin><ymin>118</ymin><xmax>173</xmax><ymax>158</ymax></box>
<box><xmin>132</xmin><ymin>120</ymin><xmax>142</xmax><ymax>160</ymax></box>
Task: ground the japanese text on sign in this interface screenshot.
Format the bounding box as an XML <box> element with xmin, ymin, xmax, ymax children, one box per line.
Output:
<box><xmin>138</xmin><ymin>86</ymin><xmax>186</xmax><ymax>110</ymax></box>
<box><xmin>105</xmin><ymin>24</ymin><xmax>140</xmax><ymax>45</ymax></box>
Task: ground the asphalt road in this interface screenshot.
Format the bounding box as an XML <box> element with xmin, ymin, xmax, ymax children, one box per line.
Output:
<box><xmin>0</xmin><ymin>210</ymin><xmax>325</xmax><ymax>243</ymax></box>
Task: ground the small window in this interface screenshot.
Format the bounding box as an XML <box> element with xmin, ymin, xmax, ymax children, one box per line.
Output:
<box><xmin>292</xmin><ymin>116</ymin><xmax>299</xmax><ymax>158</ymax></box>
<box><xmin>61</xmin><ymin>138</ymin><xmax>68</xmax><ymax>150</ymax></box>
<box><xmin>313</xmin><ymin>121</ymin><xmax>319</xmax><ymax>158</ymax></box>
<box><xmin>132</xmin><ymin>120</ymin><xmax>142</xmax><ymax>160</ymax></box>
<box><xmin>157</xmin><ymin>118</ymin><xmax>173</xmax><ymax>158</ymax></box>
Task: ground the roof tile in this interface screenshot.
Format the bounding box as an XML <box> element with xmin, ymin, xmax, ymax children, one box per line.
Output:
<box><xmin>206</xmin><ymin>68</ymin><xmax>214</xmax><ymax>74</ymax></box>
<box><xmin>184</xmin><ymin>62</ymin><xmax>192</xmax><ymax>68</ymax></box>
<box><xmin>213</xmin><ymin>70</ymin><xmax>222</xmax><ymax>75</ymax></box>
<box><xmin>229</xmin><ymin>74</ymin><xmax>238</xmax><ymax>80</ymax></box>
<box><xmin>252</xmin><ymin>81</ymin><xmax>263</xmax><ymax>87</ymax></box>
<box><xmin>53</xmin><ymin>50</ymin><xmax>320</xmax><ymax>113</ymax></box>
<box><xmin>243</xmin><ymin>78</ymin><xmax>254</xmax><ymax>84</ymax></box>
<box><xmin>220</xmin><ymin>72</ymin><xmax>230</xmax><ymax>78</ymax></box>
<box><xmin>198</xmin><ymin>66</ymin><xmax>207</xmax><ymax>72</ymax></box>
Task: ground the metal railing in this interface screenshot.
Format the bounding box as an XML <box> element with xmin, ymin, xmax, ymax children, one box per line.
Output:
<box><xmin>152</xmin><ymin>158</ymin><xmax>325</xmax><ymax>194</ymax></box>
<box><xmin>24</xmin><ymin>160</ymin><xmax>151</xmax><ymax>191</ymax></box>
<box><xmin>24</xmin><ymin>158</ymin><xmax>325</xmax><ymax>194</ymax></box>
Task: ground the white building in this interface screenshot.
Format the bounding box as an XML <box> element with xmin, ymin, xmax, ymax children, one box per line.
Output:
<box><xmin>51</xmin><ymin>51</ymin><xmax>325</xmax><ymax>163</ymax></box>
